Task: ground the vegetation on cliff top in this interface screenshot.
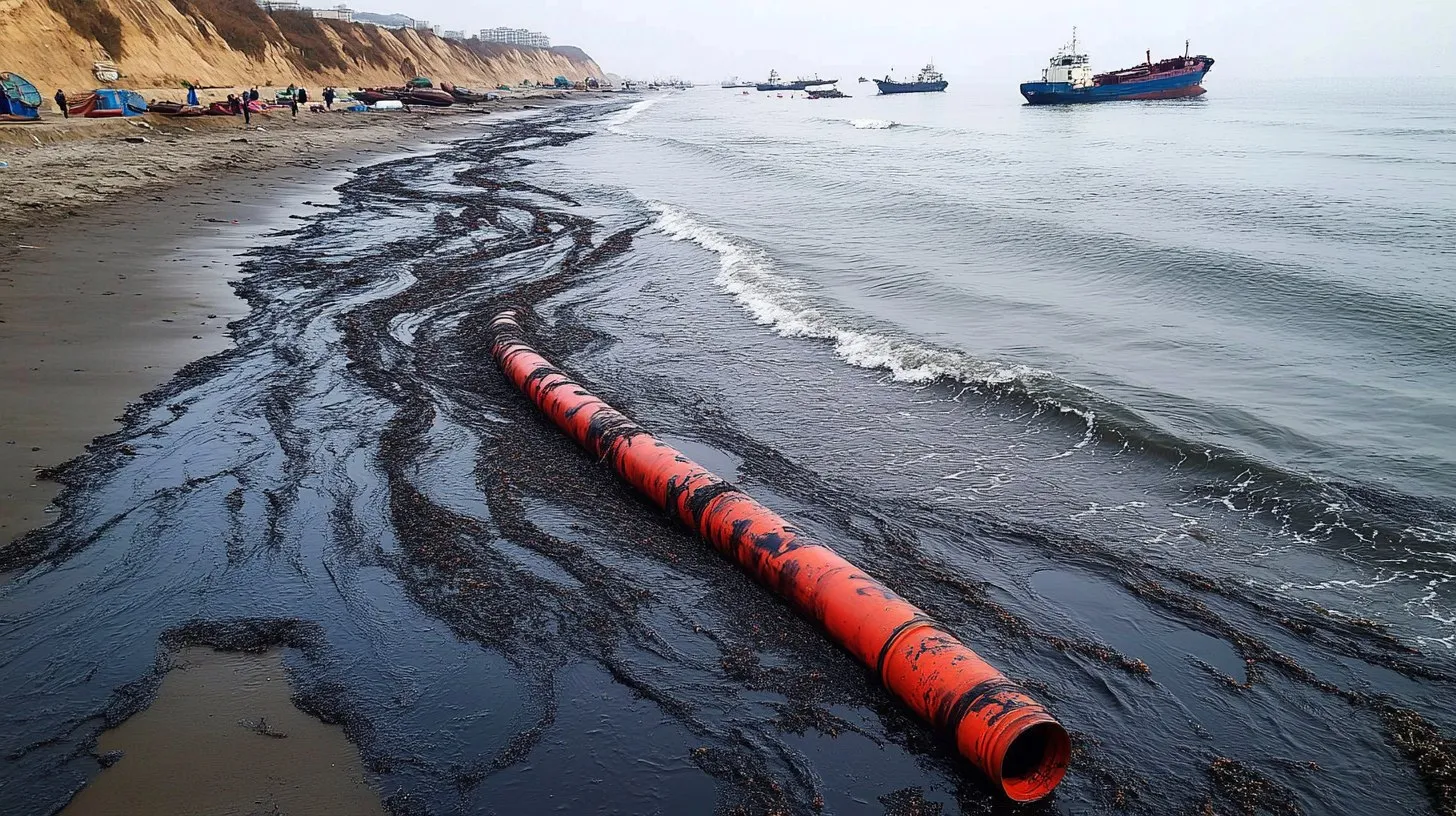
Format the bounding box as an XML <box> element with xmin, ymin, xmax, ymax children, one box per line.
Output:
<box><xmin>272</xmin><ymin>11</ymin><xmax>349</xmax><ymax>73</ymax></box>
<box><xmin>46</xmin><ymin>0</ymin><xmax>126</xmax><ymax>59</ymax></box>
<box><xmin>168</xmin><ymin>0</ymin><xmax>272</xmax><ymax>59</ymax></box>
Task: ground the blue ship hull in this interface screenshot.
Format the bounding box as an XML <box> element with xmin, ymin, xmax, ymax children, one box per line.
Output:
<box><xmin>875</xmin><ymin>79</ymin><xmax>949</xmax><ymax>95</ymax></box>
<box><xmin>1019</xmin><ymin>64</ymin><xmax>1211</xmax><ymax>104</ymax></box>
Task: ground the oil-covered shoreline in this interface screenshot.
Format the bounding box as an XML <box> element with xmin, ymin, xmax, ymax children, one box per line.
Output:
<box><xmin>2</xmin><ymin>102</ymin><xmax>1454</xmax><ymax>816</ymax></box>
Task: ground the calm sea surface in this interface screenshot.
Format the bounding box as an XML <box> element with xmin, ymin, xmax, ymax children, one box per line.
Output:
<box><xmin>3</xmin><ymin>81</ymin><xmax>1454</xmax><ymax>814</ymax></box>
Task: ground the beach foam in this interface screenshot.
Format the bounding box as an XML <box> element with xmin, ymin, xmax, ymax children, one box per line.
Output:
<box><xmin>648</xmin><ymin>202</ymin><xmax>1084</xmax><ymax>402</ymax></box>
<box><xmin>607</xmin><ymin>98</ymin><xmax>661</xmax><ymax>135</ymax></box>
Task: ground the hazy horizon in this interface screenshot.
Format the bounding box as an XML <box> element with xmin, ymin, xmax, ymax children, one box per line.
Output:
<box><xmin>391</xmin><ymin>0</ymin><xmax>1453</xmax><ymax>82</ymax></box>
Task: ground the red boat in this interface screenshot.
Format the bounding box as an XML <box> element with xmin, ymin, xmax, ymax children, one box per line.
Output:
<box><xmin>400</xmin><ymin>88</ymin><xmax>453</xmax><ymax>107</ymax></box>
<box><xmin>353</xmin><ymin>88</ymin><xmax>400</xmax><ymax>104</ymax></box>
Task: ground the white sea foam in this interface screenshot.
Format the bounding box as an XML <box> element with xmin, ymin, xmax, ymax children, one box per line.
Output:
<box><xmin>647</xmin><ymin>203</ymin><xmax>1095</xmax><ymax>452</ymax></box>
<box><xmin>848</xmin><ymin>118</ymin><xmax>897</xmax><ymax>130</ymax></box>
<box><xmin>607</xmin><ymin>98</ymin><xmax>661</xmax><ymax>135</ymax></box>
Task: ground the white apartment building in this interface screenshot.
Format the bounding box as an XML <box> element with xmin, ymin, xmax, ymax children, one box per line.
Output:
<box><xmin>311</xmin><ymin>4</ymin><xmax>353</xmax><ymax>21</ymax></box>
<box><xmin>480</xmin><ymin>27</ymin><xmax>550</xmax><ymax>48</ymax></box>
<box><xmin>442</xmin><ymin>30</ymin><xmax>466</xmax><ymax>39</ymax></box>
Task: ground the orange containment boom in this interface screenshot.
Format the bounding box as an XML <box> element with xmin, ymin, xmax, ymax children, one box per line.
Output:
<box><xmin>488</xmin><ymin>309</ymin><xmax>1071</xmax><ymax>801</ymax></box>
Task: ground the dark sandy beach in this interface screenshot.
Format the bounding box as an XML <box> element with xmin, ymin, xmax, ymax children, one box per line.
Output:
<box><xmin>4</xmin><ymin>90</ymin><xmax>1452</xmax><ymax>816</ymax></box>
<box><xmin>0</xmin><ymin>103</ymin><xmax>580</xmax><ymax>814</ymax></box>
<box><xmin>0</xmin><ymin>97</ymin><xmax>572</xmax><ymax>546</ymax></box>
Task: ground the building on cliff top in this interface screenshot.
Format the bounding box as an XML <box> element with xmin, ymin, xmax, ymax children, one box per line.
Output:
<box><xmin>480</xmin><ymin>27</ymin><xmax>550</xmax><ymax>48</ymax></box>
<box><xmin>311</xmin><ymin>4</ymin><xmax>353</xmax><ymax>21</ymax></box>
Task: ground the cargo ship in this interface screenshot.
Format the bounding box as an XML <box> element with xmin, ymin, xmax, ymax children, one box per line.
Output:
<box><xmin>874</xmin><ymin>63</ymin><xmax>949</xmax><ymax>94</ymax></box>
<box><xmin>756</xmin><ymin>70</ymin><xmax>838</xmax><ymax>92</ymax></box>
<box><xmin>1019</xmin><ymin>31</ymin><xmax>1213</xmax><ymax>104</ymax></box>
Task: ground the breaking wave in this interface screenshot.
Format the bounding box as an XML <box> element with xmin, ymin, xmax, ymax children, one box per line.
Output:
<box><xmin>648</xmin><ymin>201</ymin><xmax>1091</xmax><ymax>435</ymax></box>
<box><xmin>607</xmin><ymin>98</ymin><xmax>661</xmax><ymax>135</ymax></box>
<box><xmin>848</xmin><ymin>118</ymin><xmax>898</xmax><ymax>130</ymax></box>
<box><xmin>643</xmin><ymin>202</ymin><xmax>1456</xmax><ymax>575</ymax></box>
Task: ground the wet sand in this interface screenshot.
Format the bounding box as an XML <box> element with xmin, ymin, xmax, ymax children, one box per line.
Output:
<box><xmin>0</xmin><ymin>109</ymin><xmax>578</xmax><ymax>814</ymax></box>
<box><xmin>62</xmin><ymin>647</ymin><xmax>385</xmax><ymax>816</ymax></box>
<box><xmin>0</xmin><ymin>162</ymin><xmax>351</xmax><ymax>545</ymax></box>
<box><xmin>0</xmin><ymin>105</ymin><xmax>565</xmax><ymax>547</ymax></box>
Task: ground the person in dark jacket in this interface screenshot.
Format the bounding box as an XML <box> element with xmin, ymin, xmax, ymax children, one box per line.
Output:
<box><xmin>249</xmin><ymin>87</ymin><xmax>260</xmax><ymax>103</ymax></box>
<box><xmin>323</xmin><ymin>87</ymin><xmax>335</xmax><ymax>109</ymax></box>
<box><xmin>297</xmin><ymin>87</ymin><xmax>308</xmax><ymax>105</ymax></box>
<box><xmin>289</xmin><ymin>94</ymin><xmax>298</xmax><ymax>118</ymax></box>
<box><xmin>54</xmin><ymin>89</ymin><xmax>68</xmax><ymax>119</ymax></box>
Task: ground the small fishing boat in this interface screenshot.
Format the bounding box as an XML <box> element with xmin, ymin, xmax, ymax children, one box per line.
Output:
<box><xmin>0</xmin><ymin>72</ymin><xmax>42</xmax><ymax>121</ymax></box>
<box><xmin>354</xmin><ymin>88</ymin><xmax>399</xmax><ymax>104</ymax></box>
<box><xmin>806</xmin><ymin>87</ymin><xmax>849</xmax><ymax>99</ymax></box>
<box><xmin>146</xmin><ymin>100</ymin><xmax>205</xmax><ymax>116</ymax></box>
<box><xmin>441</xmin><ymin>81</ymin><xmax>487</xmax><ymax>103</ymax></box>
<box><xmin>399</xmin><ymin>88</ymin><xmax>454</xmax><ymax>106</ymax></box>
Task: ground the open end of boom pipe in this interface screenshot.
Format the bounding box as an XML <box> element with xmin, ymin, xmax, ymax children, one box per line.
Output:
<box><xmin>997</xmin><ymin>720</ymin><xmax>1073</xmax><ymax>802</ymax></box>
<box><xmin>487</xmin><ymin>308</ymin><xmax>1072</xmax><ymax>802</ymax></box>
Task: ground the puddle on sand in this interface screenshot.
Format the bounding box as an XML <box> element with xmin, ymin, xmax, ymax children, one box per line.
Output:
<box><xmin>62</xmin><ymin>647</ymin><xmax>384</xmax><ymax>816</ymax></box>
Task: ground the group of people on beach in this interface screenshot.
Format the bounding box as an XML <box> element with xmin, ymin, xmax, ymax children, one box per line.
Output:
<box><xmin>225</xmin><ymin>87</ymin><xmax>262</xmax><ymax>124</ymax></box>
<box><xmin>220</xmin><ymin>85</ymin><xmax>339</xmax><ymax>124</ymax></box>
<box><xmin>37</xmin><ymin>81</ymin><xmax>346</xmax><ymax>124</ymax></box>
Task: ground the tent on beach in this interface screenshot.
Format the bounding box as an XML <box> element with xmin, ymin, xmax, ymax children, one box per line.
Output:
<box><xmin>68</xmin><ymin>88</ymin><xmax>148</xmax><ymax>117</ymax></box>
<box><xmin>0</xmin><ymin>72</ymin><xmax>42</xmax><ymax>121</ymax></box>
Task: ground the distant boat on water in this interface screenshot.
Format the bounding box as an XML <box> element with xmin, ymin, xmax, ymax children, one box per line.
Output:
<box><xmin>721</xmin><ymin>77</ymin><xmax>755</xmax><ymax>88</ymax></box>
<box><xmin>756</xmin><ymin>70</ymin><xmax>838</xmax><ymax>92</ymax></box>
<box><xmin>874</xmin><ymin>63</ymin><xmax>948</xmax><ymax>94</ymax></box>
<box><xmin>1019</xmin><ymin>30</ymin><xmax>1214</xmax><ymax>104</ymax></box>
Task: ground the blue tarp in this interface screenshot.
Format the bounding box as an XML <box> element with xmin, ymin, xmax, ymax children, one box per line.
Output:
<box><xmin>94</xmin><ymin>88</ymin><xmax>148</xmax><ymax>116</ymax></box>
<box><xmin>0</xmin><ymin>72</ymin><xmax>42</xmax><ymax>119</ymax></box>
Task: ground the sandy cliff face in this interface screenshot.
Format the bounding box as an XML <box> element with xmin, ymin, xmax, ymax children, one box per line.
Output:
<box><xmin>0</xmin><ymin>0</ymin><xmax>603</xmax><ymax>91</ymax></box>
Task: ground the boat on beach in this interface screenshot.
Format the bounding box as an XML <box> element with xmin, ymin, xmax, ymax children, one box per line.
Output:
<box><xmin>874</xmin><ymin>63</ymin><xmax>948</xmax><ymax>94</ymax></box>
<box><xmin>0</xmin><ymin>72</ymin><xmax>42</xmax><ymax>121</ymax></box>
<box><xmin>1019</xmin><ymin>31</ymin><xmax>1214</xmax><ymax>104</ymax></box>
<box><xmin>354</xmin><ymin>87</ymin><xmax>454</xmax><ymax>106</ymax></box>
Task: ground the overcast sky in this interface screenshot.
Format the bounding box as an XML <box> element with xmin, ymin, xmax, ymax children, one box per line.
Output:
<box><xmin>409</xmin><ymin>0</ymin><xmax>1454</xmax><ymax>82</ymax></box>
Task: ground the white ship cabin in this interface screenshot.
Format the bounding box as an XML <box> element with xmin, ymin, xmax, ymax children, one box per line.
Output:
<box><xmin>1041</xmin><ymin>51</ymin><xmax>1092</xmax><ymax>86</ymax></box>
<box><xmin>1040</xmin><ymin>29</ymin><xmax>1093</xmax><ymax>87</ymax></box>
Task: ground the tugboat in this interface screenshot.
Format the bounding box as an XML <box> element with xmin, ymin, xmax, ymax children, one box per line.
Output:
<box><xmin>756</xmin><ymin>70</ymin><xmax>839</xmax><ymax>92</ymax></box>
<box><xmin>874</xmin><ymin>62</ymin><xmax>948</xmax><ymax>94</ymax></box>
<box><xmin>1019</xmin><ymin>30</ymin><xmax>1214</xmax><ymax>104</ymax></box>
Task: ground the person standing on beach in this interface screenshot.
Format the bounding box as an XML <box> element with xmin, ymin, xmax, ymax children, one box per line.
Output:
<box><xmin>54</xmin><ymin>89</ymin><xmax>68</xmax><ymax>119</ymax></box>
<box><xmin>243</xmin><ymin>94</ymin><xmax>252</xmax><ymax>126</ymax></box>
<box><xmin>289</xmin><ymin>93</ymin><xmax>298</xmax><ymax>119</ymax></box>
<box><xmin>297</xmin><ymin>87</ymin><xmax>308</xmax><ymax>106</ymax></box>
<box><xmin>323</xmin><ymin>87</ymin><xmax>335</xmax><ymax>109</ymax></box>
